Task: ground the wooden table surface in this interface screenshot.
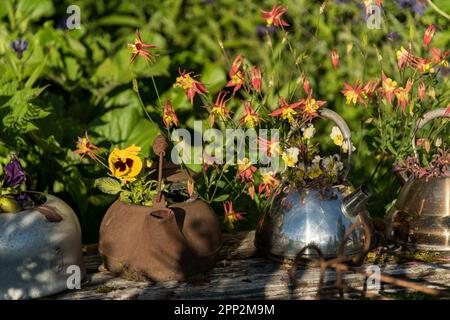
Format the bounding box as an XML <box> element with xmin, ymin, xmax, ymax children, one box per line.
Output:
<box><xmin>53</xmin><ymin>231</ymin><xmax>450</xmax><ymax>300</ymax></box>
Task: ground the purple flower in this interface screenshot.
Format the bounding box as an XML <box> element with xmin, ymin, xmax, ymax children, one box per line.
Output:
<box><xmin>396</xmin><ymin>0</ymin><xmax>427</xmax><ymax>15</ymax></box>
<box><xmin>3</xmin><ymin>157</ymin><xmax>26</xmax><ymax>187</ymax></box>
<box><xmin>10</xmin><ymin>39</ymin><xmax>28</xmax><ymax>59</ymax></box>
<box><xmin>256</xmin><ymin>25</ymin><xmax>277</xmax><ymax>36</ymax></box>
<box><xmin>385</xmin><ymin>32</ymin><xmax>401</xmax><ymax>42</ymax></box>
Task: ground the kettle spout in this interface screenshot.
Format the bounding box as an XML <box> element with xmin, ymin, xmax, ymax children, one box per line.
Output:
<box><xmin>341</xmin><ymin>185</ymin><xmax>372</xmax><ymax>218</ymax></box>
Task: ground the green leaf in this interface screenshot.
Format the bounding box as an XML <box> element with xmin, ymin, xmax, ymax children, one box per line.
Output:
<box><xmin>90</xmin><ymin>104</ymin><xmax>160</xmax><ymax>156</ymax></box>
<box><xmin>94</xmin><ymin>177</ymin><xmax>122</xmax><ymax>195</ymax></box>
<box><xmin>96</xmin><ymin>15</ymin><xmax>143</xmax><ymax>27</ymax></box>
<box><xmin>212</xmin><ymin>194</ymin><xmax>229</xmax><ymax>202</ymax></box>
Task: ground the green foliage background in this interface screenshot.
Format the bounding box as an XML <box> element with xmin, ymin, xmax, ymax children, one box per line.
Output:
<box><xmin>0</xmin><ymin>0</ymin><xmax>448</xmax><ymax>243</ymax></box>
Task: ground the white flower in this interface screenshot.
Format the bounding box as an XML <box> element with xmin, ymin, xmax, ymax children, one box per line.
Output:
<box><xmin>302</xmin><ymin>124</ymin><xmax>316</xmax><ymax>140</ymax></box>
<box><xmin>282</xmin><ymin>147</ymin><xmax>300</xmax><ymax>167</ymax></box>
<box><xmin>342</xmin><ymin>140</ymin><xmax>356</xmax><ymax>153</ymax></box>
<box><xmin>330</xmin><ymin>126</ymin><xmax>344</xmax><ymax>146</ymax></box>
<box><xmin>435</xmin><ymin>137</ymin><xmax>442</xmax><ymax>148</ymax></box>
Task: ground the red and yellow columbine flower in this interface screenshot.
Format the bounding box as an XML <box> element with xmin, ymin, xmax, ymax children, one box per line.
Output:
<box><xmin>394</xmin><ymin>79</ymin><xmax>413</xmax><ymax>113</ymax></box>
<box><xmin>226</xmin><ymin>55</ymin><xmax>245</xmax><ymax>94</ymax></box>
<box><xmin>300</xmin><ymin>94</ymin><xmax>326</xmax><ymax>120</ymax></box>
<box><xmin>223</xmin><ymin>201</ymin><xmax>245</xmax><ymax>230</ymax></box>
<box><xmin>396</xmin><ymin>46</ymin><xmax>418</xmax><ymax>69</ymax></box>
<box><xmin>429</xmin><ymin>48</ymin><xmax>449</xmax><ymax>68</ymax></box>
<box><xmin>416</xmin><ymin>57</ymin><xmax>435</xmax><ymax>73</ymax></box>
<box><xmin>258</xmin><ymin>137</ymin><xmax>282</xmax><ymax>158</ymax></box>
<box><xmin>237</xmin><ymin>157</ymin><xmax>257</xmax><ymax>183</ymax></box>
<box><xmin>258</xmin><ymin>171</ymin><xmax>280</xmax><ymax>198</ymax></box>
<box><xmin>330</xmin><ymin>49</ymin><xmax>339</xmax><ymax>69</ymax></box>
<box><xmin>363</xmin><ymin>79</ymin><xmax>379</xmax><ymax>98</ymax></box>
<box><xmin>208</xmin><ymin>91</ymin><xmax>232</xmax><ymax>127</ymax></box>
<box><xmin>239</xmin><ymin>101</ymin><xmax>263</xmax><ymax>128</ymax></box>
<box><xmin>128</xmin><ymin>29</ymin><xmax>158</xmax><ymax>64</ymax></box>
<box><xmin>418</xmin><ymin>81</ymin><xmax>426</xmax><ymax>102</ymax></box>
<box><xmin>74</xmin><ymin>131</ymin><xmax>104</xmax><ymax>163</ymax></box>
<box><xmin>380</xmin><ymin>72</ymin><xmax>397</xmax><ymax>105</ymax></box>
<box><xmin>423</xmin><ymin>24</ymin><xmax>436</xmax><ymax>48</ymax></box>
<box><xmin>251</xmin><ymin>66</ymin><xmax>262</xmax><ymax>93</ymax></box>
<box><xmin>261</xmin><ymin>4</ymin><xmax>289</xmax><ymax>27</ymax></box>
<box><xmin>108</xmin><ymin>145</ymin><xmax>143</xmax><ymax>183</ymax></box>
<box><xmin>163</xmin><ymin>99</ymin><xmax>178</xmax><ymax>128</ymax></box>
<box><xmin>341</xmin><ymin>81</ymin><xmax>367</xmax><ymax>106</ymax></box>
<box><xmin>174</xmin><ymin>69</ymin><xmax>208</xmax><ymax>104</ymax></box>
<box><xmin>299</xmin><ymin>77</ymin><xmax>326</xmax><ymax>119</ymax></box>
<box><xmin>269</xmin><ymin>96</ymin><xmax>303</xmax><ymax>124</ymax></box>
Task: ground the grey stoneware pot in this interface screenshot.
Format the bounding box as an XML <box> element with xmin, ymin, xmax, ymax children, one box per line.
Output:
<box><xmin>0</xmin><ymin>193</ymin><xmax>85</xmax><ymax>300</ymax></box>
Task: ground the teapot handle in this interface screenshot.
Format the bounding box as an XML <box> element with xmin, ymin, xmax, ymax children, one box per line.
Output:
<box><xmin>412</xmin><ymin>108</ymin><xmax>449</xmax><ymax>157</ymax></box>
<box><xmin>318</xmin><ymin>108</ymin><xmax>353</xmax><ymax>180</ymax></box>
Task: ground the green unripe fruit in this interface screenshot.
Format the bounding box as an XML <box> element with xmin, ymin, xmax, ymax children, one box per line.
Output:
<box><xmin>0</xmin><ymin>197</ymin><xmax>21</xmax><ymax>213</ymax></box>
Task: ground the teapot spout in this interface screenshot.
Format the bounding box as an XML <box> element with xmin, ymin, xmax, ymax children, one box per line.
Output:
<box><xmin>341</xmin><ymin>185</ymin><xmax>372</xmax><ymax>218</ymax></box>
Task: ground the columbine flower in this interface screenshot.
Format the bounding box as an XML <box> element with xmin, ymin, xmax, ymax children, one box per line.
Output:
<box><xmin>174</xmin><ymin>69</ymin><xmax>208</xmax><ymax>104</ymax></box>
<box><xmin>429</xmin><ymin>48</ymin><xmax>449</xmax><ymax>68</ymax></box>
<box><xmin>416</xmin><ymin>57</ymin><xmax>435</xmax><ymax>73</ymax></box>
<box><xmin>226</xmin><ymin>55</ymin><xmax>246</xmax><ymax>94</ymax></box>
<box><xmin>258</xmin><ymin>137</ymin><xmax>282</xmax><ymax>158</ymax></box>
<box><xmin>163</xmin><ymin>99</ymin><xmax>178</xmax><ymax>128</ymax></box>
<box><xmin>239</xmin><ymin>101</ymin><xmax>263</xmax><ymax>128</ymax></box>
<box><xmin>341</xmin><ymin>81</ymin><xmax>367</xmax><ymax>106</ymax></box>
<box><xmin>261</xmin><ymin>4</ymin><xmax>289</xmax><ymax>27</ymax></box>
<box><xmin>269</xmin><ymin>97</ymin><xmax>303</xmax><ymax>124</ymax></box>
<box><xmin>74</xmin><ymin>131</ymin><xmax>104</xmax><ymax>163</ymax></box>
<box><xmin>380</xmin><ymin>72</ymin><xmax>397</xmax><ymax>105</ymax></box>
<box><xmin>363</xmin><ymin>79</ymin><xmax>379</xmax><ymax>98</ymax></box>
<box><xmin>251</xmin><ymin>66</ymin><xmax>262</xmax><ymax>93</ymax></box>
<box><xmin>258</xmin><ymin>171</ymin><xmax>280</xmax><ymax>198</ymax></box>
<box><xmin>423</xmin><ymin>24</ymin><xmax>435</xmax><ymax>48</ymax></box>
<box><xmin>330</xmin><ymin>49</ymin><xmax>339</xmax><ymax>69</ymax></box>
<box><xmin>301</xmin><ymin>96</ymin><xmax>326</xmax><ymax>120</ymax></box>
<box><xmin>208</xmin><ymin>91</ymin><xmax>232</xmax><ymax>127</ymax></box>
<box><xmin>302</xmin><ymin>124</ymin><xmax>316</xmax><ymax>140</ymax></box>
<box><xmin>108</xmin><ymin>145</ymin><xmax>143</xmax><ymax>183</ymax></box>
<box><xmin>128</xmin><ymin>29</ymin><xmax>158</xmax><ymax>64</ymax></box>
<box><xmin>223</xmin><ymin>201</ymin><xmax>245</xmax><ymax>230</ymax></box>
<box><xmin>396</xmin><ymin>46</ymin><xmax>419</xmax><ymax>69</ymax></box>
<box><xmin>237</xmin><ymin>157</ymin><xmax>257</xmax><ymax>182</ymax></box>
<box><xmin>418</xmin><ymin>81</ymin><xmax>426</xmax><ymax>102</ymax></box>
<box><xmin>10</xmin><ymin>39</ymin><xmax>28</xmax><ymax>59</ymax></box>
<box><xmin>394</xmin><ymin>79</ymin><xmax>413</xmax><ymax>113</ymax></box>
<box><xmin>282</xmin><ymin>147</ymin><xmax>299</xmax><ymax>167</ymax></box>
<box><xmin>3</xmin><ymin>156</ymin><xmax>26</xmax><ymax>187</ymax></box>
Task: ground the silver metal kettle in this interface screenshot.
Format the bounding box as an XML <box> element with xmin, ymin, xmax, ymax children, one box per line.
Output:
<box><xmin>386</xmin><ymin>108</ymin><xmax>450</xmax><ymax>251</ymax></box>
<box><xmin>255</xmin><ymin>108</ymin><xmax>373</xmax><ymax>260</ymax></box>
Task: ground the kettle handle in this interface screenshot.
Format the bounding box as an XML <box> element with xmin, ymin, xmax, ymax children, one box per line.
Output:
<box><xmin>318</xmin><ymin>108</ymin><xmax>353</xmax><ymax>180</ymax></box>
<box><xmin>412</xmin><ymin>108</ymin><xmax>449</xmax><ymax>157</ymax></box>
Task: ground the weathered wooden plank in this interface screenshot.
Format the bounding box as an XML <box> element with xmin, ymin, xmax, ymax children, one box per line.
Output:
<box><xmin>53</xmin><ymin>231</ymin><xmax>450</xmax><ymax>300</ymax></box>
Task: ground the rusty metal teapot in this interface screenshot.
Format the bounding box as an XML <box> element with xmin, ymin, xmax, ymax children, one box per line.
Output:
<box><xmin>99</xmin><ymin>136</ymin><xmax>222</xmax><ymax>281</ymax></box>
<box><xmin>255</xmin><ymin>108</ymin><xmax>373</xmax><ymax>261</ymax></box>
<box><xmin>386</xmin><ymin>108</ymin><xmax>450</xmax><ymax>251</ymax></box>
